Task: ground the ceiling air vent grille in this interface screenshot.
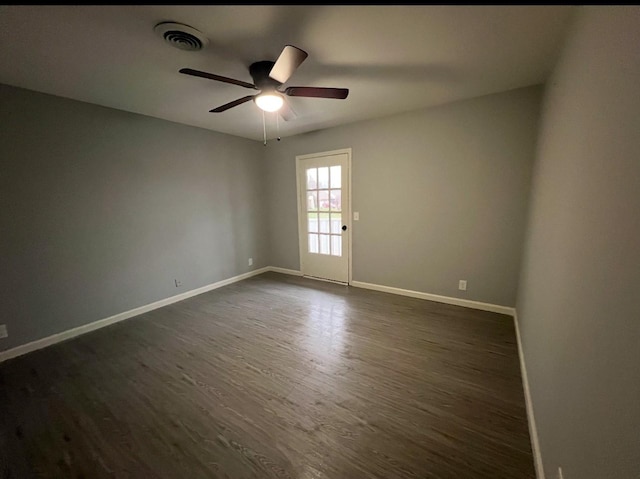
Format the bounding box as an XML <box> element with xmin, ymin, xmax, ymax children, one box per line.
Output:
<box><xmin>154</xmin><ymin>22</ymin><xmax>208</xmax><ymax>52</ymax></box>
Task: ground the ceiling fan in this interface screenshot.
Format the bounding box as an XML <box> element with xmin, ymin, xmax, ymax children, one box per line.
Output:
<box><xmin>179</xmin><ymin>45</ymin><xmax>349</xmax><ymax>120</ymax></box>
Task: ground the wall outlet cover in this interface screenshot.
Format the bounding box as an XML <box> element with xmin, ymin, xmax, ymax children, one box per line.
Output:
<box><xmin>0</xmin><ymin>324</ymin><xmax>7</xmax><ymax>339</ymax></box>
<box><xmin>175</xmin><ymin>279</ymin><xmax>183</xmax><ymax>287</ymax></box>
<box><xmin>458</xmin><ymin>280</ymin><xmax>467</xmax><ymax>291</ymax></box>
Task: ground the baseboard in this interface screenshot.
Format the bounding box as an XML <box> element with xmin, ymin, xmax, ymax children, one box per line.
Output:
<box><xmin>350</xmin><ymin>280</ymin><xmax>515</xmax><ymax>316</ymax></box>
<box><xmin>0</xmin><ymin>267</ymin><xmax>270</xmax><ymax>363</ymax></box>
<box><xmin>513</xmin><ymin>310</ymin><xmax>545</xmax><ymax>479</ymax></box>
<box><xmin>268</xmin><ymin>267</ymin><xmax>303</xmax><ymax>276</ymax></box>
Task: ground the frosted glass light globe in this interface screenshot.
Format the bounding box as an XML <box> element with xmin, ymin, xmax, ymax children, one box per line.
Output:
<box><xmin>255</xmin><ymin>93</ymin><xmax>284</xmax><ymax>112</ymax></box>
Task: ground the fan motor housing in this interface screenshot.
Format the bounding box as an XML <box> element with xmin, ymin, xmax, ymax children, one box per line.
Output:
<box><xmin>250</xmin><ymin>61</ymin><xmax>282</xmax><ymax>89</ymax></box>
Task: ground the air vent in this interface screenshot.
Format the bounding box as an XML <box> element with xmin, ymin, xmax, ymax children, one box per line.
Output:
<box><xmin>154</xmin><ymin>22</ymin><xmax>208</xmax><ymax>51</ymax></box>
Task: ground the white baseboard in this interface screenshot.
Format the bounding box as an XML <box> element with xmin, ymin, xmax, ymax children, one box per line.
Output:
<box><xmin>0</xmin><ymin>267</ymin><xmax>270</xmax><ymax>363</ymax></box>
<box><xmin>350</xmin><ymin>280</ymin><xmax>515</xmax><ymax>316</ymax></box>
<box><xmin>268</xmin><ymin>267</ymin><xmax>303</xmax><ymax>276</ymax></box>
<box><xmin>513</xmin><ymin>310</ymin><xmax>545</xmax><ymax>479</ymax></box>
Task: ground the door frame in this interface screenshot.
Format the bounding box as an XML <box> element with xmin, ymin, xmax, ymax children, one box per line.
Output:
<box><xmin>295</xmin><ymin>148</ymin><xmax>352</xmax><ymax>285</ymax></box>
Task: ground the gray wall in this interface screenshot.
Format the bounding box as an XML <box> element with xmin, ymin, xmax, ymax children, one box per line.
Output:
<box><xmin>266</xmin><ymin>86</ymin><xmax>542</xmax><ymax>307</ymax></box>
<box><xmin>0</xmin><ymin>84</ymin><xmax>269</xmax><ymax>351</ymax></box>
<box><xmin>517</xmin><ymin>7</ymin><xmax>640</xmax><ymax>479</ymax></box>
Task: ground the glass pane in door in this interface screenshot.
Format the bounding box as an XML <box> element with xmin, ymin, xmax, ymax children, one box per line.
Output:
<box><xmin>306</xmin><ymin>191</ymin><xmax>318</xmax><ymax>211</ymax></box>
<box><xmin>319</xmin><ymin>234</ymin><xmax>330</xmax><ymax>255</ymax></box>
<box><xmin>318</xmin><ymin>167</ymin><xmax>329</xmax><ymax>188</ymax></box>
<box><xmin>318</xmin><ymin>190</ymin><xmax>329</xmax><ymax>210</ymax></box>
<box><xmin>308</xmin><ymin>213</ymin><xmax>319</xmax><ymax>233</ymax></box>
<box><xmin>330</xmin><ymin>190</ymin><xmax>342</xmax><ymax>211</ymax></box>
<box><xmin>308</xmin><ymin>234</ymin><xmax>319</xmax><ymax>254</ymax></box>
<box><xmin>319</xmin><ymin>213</ymin><xmax>330</xmax><ymax>233</ymax></box>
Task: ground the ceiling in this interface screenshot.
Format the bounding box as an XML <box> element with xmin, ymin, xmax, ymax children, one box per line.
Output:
<box><xmin>0</xmin><ymin>6</ymin><xmax>575</xmax><ymax>141</ymax></box>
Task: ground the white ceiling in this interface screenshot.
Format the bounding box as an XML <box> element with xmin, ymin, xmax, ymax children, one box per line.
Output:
<box><xmin>0</xmin><ymin>6</ymin><xmax>575</xmax><ymax>141</ymax></box>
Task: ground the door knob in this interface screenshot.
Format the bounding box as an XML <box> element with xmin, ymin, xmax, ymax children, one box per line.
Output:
<box><xmin>342</xmin><ymin>225</ymin><xmax>347</xmax><ymax>231</ymax></box>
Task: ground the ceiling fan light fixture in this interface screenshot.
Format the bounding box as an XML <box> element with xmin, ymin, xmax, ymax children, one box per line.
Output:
<box><xmin>254</xmin><ymin>92</ymin><xmax>284</xmax><ymax>112</ymax></box>
<box><xmin>179</xmin><ymin>44</ymin><xmax>348</xmax><ymax>117</ymax></box>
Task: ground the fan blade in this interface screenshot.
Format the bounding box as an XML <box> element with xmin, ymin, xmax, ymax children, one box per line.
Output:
<box><xmin>269</xmin><ymin>45</ymin><xmax>309</xmax><ymax>84</ymax></box>
<box><xmin>283</xmin><ymin>86</ymin><xmax>349</xmax><ymax>99</ymax></box>
<box><xmin>180</xmin><ymin>68</ymin><xmax>257</xmax><ymax>90</ymax></box>
<box><xmin>210</xmin><ymin>95</ymin><xmax>255</xmax><ymax>113</ymax></box>
<box><xmin>279</xmin><ymin>99</ymin><xmax>297</xmax><ymax>122</ymax></box>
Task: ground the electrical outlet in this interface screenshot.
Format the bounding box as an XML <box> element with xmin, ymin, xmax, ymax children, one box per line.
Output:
<box><xmin>458</xmin><ymin>280</ymin><xmax>467</xmax><ymax>291</ymax></box>
<box><xmin>557</xmin><ymin>467</ymin><xmax>564</xmax><ymax>479</ymax></box>
<box><xmin>0</xmin><ymin>324</ymin><xmax>8</xmax><ymax>339</ymax></box>
<box><xmin>248</xmin><ymin>258</ymin><xmax>253</xmax><ymax>266</ymax></box>
<box><xmin>354</xmin><ymin>211</ymin><xmax>360</xmax><ymax>221</ymax></box>
<box><xmin>174</xmin><ymin>279</ymin><xmax>182</xmax><ymax>287</ymax></box>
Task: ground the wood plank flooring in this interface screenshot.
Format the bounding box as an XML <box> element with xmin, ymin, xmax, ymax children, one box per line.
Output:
<box><xmin>0</xmin><ymin>272</ymin><xmax>534</xmax><ymax>478</ymax></box>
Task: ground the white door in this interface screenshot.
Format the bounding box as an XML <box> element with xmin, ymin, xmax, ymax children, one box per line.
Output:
<box><xmin>297</xmin><ymin>150</ymin><xmax>350</xmax><ymax>283</ymax></box>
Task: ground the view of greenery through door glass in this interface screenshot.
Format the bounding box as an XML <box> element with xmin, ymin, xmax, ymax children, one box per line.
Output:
<box><xmin>306</xmin><ymin>166</ymin><xmax>342</xmax><ymax>256</ymax></box>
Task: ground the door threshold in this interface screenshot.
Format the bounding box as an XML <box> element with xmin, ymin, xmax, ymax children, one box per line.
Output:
<box><xmin>302</xmin><ymin>275</ymin><xmax>349</xmax><ymax>286</ymax></box>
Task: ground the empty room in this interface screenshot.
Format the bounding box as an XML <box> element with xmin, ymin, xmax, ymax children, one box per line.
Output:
<box><xmin>1</xmin><ymin>5</ymin><xmax>638</xmax><ymax>479</ymax></box>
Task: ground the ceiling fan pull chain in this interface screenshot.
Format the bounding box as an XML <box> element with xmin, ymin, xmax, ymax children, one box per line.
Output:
<box><xmin>262</xmin><ymin>110</ymin><xmax>267</xmax><ymax>146</ymax></box>
<box><xmin>276</xmin><ymin>112</ymin><xmax>281</xmax><ymax>141</ymax></box>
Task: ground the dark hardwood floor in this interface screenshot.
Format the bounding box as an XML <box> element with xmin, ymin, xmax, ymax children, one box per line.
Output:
<box><xmin>0</xmin><ymin>272</ymin><xmax>534</xmax><ymax>478</ymax></box>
